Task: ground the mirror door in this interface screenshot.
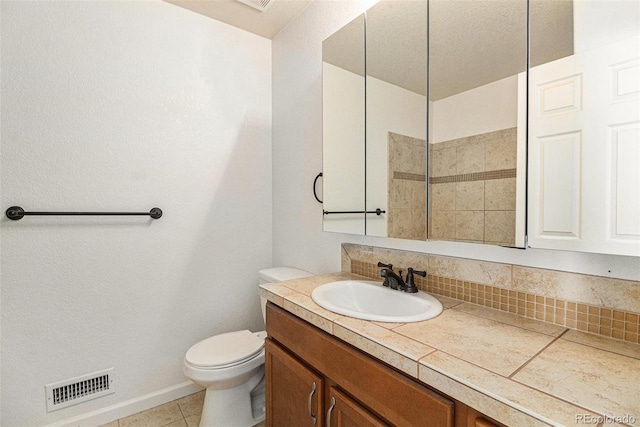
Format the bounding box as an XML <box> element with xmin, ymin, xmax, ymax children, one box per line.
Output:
<box><xmin>365</xmin><ymin>0</ymin><xmax>428</xmax><ymax>240</ymax></box>
<box><xmin>427</xmin><ymin>0</ymin><xmax>528</xmax><ymax>247</ymax></box>
<box><xmin>322</xmin><ymin>14</ymin><xmax>366</xmax><ymax>234</ymax></box>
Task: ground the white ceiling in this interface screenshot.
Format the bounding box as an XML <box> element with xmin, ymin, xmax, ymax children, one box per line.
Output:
<box><xmin>165</xmin><ymin>0</ymin><xmax>313</xmax><ymax>39</ymax></box>
<box><xmin>166</xmin><ymin>0</ymin><xmax>573</xmax><ymax>100</ymax></box>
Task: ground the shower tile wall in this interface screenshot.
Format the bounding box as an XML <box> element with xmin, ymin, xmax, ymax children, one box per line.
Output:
<box><xmin>429</xmin><ymin>128</ymin><xmax>517</xmax><ymax>245</ymax></box>
<box><xmin>387</xmin><ymin>132</ymin><xmax>426</xmax><ymax>240</ymax></box>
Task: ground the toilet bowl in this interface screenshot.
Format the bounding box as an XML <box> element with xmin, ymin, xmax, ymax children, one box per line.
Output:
<box><xmin>183</xmin><ymin>267</ymin><xmax>312</xmax><ymax>427</ymax></box>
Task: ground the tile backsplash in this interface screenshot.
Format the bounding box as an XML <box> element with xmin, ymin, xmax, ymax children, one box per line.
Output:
<box><xmin>342</xmin><ymin>243</ymin><xmax>640</xmax><ymax>344</ymax></box>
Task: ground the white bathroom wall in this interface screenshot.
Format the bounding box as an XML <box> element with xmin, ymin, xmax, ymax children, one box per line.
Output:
<box><xmin>271</xmin><ymin>0</ymin><xmax>640</xmax><ymax>281</ymax></box>
<box><xmin>431</xmin><ymin>75</ymin><xmax>518</xmax><ymax>144</ymax></box>
<box><xmin>0</xmin><ymin>1</ymin><xmax>271</xmax><ymax>425</ymax></box>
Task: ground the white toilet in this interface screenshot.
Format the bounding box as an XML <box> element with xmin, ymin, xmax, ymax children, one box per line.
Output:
<box><xmin>183</xmin><ymin>267</ymin><xmax>312</xmax><ymax>427</ymax></box>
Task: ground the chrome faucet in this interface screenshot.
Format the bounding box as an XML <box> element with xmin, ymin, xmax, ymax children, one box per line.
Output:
<box><xmin>377</xmin><ymin>262</ymin><xmax>424</xmax><ymax>293</ymax></box>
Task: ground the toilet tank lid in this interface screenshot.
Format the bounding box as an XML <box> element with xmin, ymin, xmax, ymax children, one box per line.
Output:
<box><xmin>258</xmin><ymin>267</ymin><xmax>312</xmax><ymax>283</ymax></box>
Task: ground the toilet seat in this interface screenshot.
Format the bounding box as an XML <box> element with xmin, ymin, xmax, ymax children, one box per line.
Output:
<box><xmin>185</xmin><ymin>330</ymin><xmax>265</xmax><ymax>370</ymax></box>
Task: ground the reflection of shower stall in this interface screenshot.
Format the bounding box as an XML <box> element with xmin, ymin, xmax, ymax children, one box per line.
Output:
<box><xmin>428</xmin><ymin>128</ymin><xmax>518</xmax><ymax>246</ymax></box>
<box><xmin>387</xmin><ymin>132</ymin><xmax>427</xmax><ymax>240</ymax></box>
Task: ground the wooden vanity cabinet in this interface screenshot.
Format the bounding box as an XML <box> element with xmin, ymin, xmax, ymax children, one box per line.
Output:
<box><xmin>326</xmin><ymin>385</ymin><xmax>388</xmax><ymax>427</ymax></box>
<box><xmin>265</xmin><ymin>303</ymin><xmax>504</xmax><ymax>427</ymax></box>
<box><xmin>265</xmin><ymin>339</ymin><xmax>324</xmax><ymax>426</ymax></box>
<box><xmin>265</xmin><ymin>337</ymin><xmax>387</xmax><ymax>426</ymax></box>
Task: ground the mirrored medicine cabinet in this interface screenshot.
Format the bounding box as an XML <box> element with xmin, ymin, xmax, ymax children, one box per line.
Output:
<box><xmin>322</xmin><ymin>0</ymin><xmax>640</xmax><ymax>257</ymax></box>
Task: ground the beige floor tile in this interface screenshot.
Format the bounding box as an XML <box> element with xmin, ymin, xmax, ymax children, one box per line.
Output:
<box><xmin>98</xmin><ymin>421</ymin><xmax>119</xmax><ymax>427</ymax></box>
<box><xmin>164</xmin><ymin>419</ymin><xmax>187</xmax><ymax>427</ymax></box>
<box><xmin>176</xmin><ymin>390</ymin><xmax>205</xmax><ymax>418</ymax></box>
<box><xmin>119</xmin><ymin>401</ymin><xmax>183</xmax><ymax>427</ymax></box>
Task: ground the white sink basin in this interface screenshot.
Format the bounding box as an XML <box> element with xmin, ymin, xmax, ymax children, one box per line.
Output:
<box><xmin>311</xmin><ymin>280</ymin><xmax>443</xmax><ymax>323</ymax></box>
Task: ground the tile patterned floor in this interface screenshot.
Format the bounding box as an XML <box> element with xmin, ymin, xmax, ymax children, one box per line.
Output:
<box><xmin>98</xmin><ymin>390</ymin><xmax>266</xmax><ymax>427</ymax></box>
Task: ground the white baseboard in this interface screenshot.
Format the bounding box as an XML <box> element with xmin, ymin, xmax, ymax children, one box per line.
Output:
<box><xmin>44</xmin><ymin>381</ymin><xmax>204</xmax><ymax>427</ymax></box>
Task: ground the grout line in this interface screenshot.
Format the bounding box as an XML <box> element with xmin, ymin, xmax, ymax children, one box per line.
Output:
<box><xmin>508</xmin><ymin>329</ymin><xmax>569</xmax><ymax>379</ymax></box>
<box><xmin>421</xmin><ymin>349</ymin><xmax>606</xmax><ymax>422</ymax></box>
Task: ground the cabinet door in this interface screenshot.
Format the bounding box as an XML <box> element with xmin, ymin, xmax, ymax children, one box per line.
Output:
<box><xmin>474</xmin><ymin>419</ymin><xmax>499</xmax><ymax>427</ymax></box>
<box><xmin>460</xmin><ymin>405</ymin><xmax>503</xmax><ymax>427</ymax></box>
<box><xmin>326</xmin><ymin>386</ymin><xmax>388</xmax><ymax>427</ymax></box>
<box><xmin>267</xmin><ymin>303</ymin><xmax>454</xmax><ymax>427</ymax></box>
<box><xmin>265</xmin><ymin>338</ymin><xmax>323</xmax><ymax>427</ymax></box>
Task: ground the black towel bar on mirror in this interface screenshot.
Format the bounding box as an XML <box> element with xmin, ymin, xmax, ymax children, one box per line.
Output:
<box><xmin>323</xmin><ymin>209</ymin><xmax>385</xmax><ymax>216</ymax></box>
<box><xmin>5</xmin><ymin>206</ymin><xmax>163</xmax><ymax>220</ymax></box>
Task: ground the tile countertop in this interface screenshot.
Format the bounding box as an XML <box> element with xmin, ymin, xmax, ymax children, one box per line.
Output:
<box><xmin>259</xmin><ymin>272</ymin><xmax>640</xmax><ymax>427</ymax></box>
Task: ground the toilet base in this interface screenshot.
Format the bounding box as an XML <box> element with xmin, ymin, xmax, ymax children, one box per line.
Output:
<box><xmin>199</xmin><ymin>366</ymin><xmax>265</xmax><ymax>427</ymax></box>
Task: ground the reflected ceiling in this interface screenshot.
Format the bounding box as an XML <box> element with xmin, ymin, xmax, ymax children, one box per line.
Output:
<box><xmin>323</xmin><ymin>0</ymin><xmax>574</xmax><ymax>100</ymax></box>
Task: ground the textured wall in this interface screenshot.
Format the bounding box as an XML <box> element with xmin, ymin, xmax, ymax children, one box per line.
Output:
<box><xmin>0</xmin><ymin>1</ymin><xmax>271</xmax><ymax>425</ymax></box>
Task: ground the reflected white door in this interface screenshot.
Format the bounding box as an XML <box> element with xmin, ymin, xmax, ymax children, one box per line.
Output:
<box><xmin>528</xmin><ymin>35</ymin><xmax>640</xmax><ymax>256</ymax></box>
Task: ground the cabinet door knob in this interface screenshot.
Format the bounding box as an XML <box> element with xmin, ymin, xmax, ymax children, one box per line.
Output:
<box><xmin>326</xmin><ymin>396</ymin><xmax>336</xmax><ymax>427</ymax></box>
<box><xmin>308</xmin><ymin>381</ymin><xmax>317</xmax><ymax>424</ymax></box>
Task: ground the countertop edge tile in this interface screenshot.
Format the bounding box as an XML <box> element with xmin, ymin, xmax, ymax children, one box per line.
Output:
<box><xmin>418</xmin><ymin>360</ymin><xmax>551</xmax><ymax>427</ymax></box>
<box><xmin>419</xmin><ymin>351</ymin><xmax>603</xmax><ymax>427</ymax></box>
<box><xmin>512</xmin><ymin>339</ymin><xmax>640</xmax><ymax>424</ymax></box>
<box><xmin>333</xmin><ymin>317</ymin><xmax>436</xmax><ymax>378</ymax></box>
<box><xmin>282</xmin><ymin>297</ymin><xmax>335</xmax><ymax>334</ymax></box>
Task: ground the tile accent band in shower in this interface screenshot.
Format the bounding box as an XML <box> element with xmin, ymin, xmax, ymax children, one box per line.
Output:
<box><xmin>429</xmin><ymin>168</ymin><xmax>517</xmax><ymax>184</ymax></box>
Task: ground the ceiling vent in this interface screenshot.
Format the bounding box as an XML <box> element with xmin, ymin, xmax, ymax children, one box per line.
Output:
<box><xmin>235</xmin><ymin>0</ymin><xmax>274</xmax><ymax>12</ymax></box>
<box><xmin>45</xmin><ymin>368</ymin><xmax>115</xmax><ymax>412</ymax></box>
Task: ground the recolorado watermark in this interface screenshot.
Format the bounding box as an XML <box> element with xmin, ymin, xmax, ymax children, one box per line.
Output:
<box><xmin>575</xmin><ymin>414</ymin><xmax>636</xmax><ymax>424</ymax></box>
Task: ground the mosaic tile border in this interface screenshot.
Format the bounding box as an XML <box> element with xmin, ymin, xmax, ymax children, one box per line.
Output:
<box><xmin>429</xmin><ymin>168</ymin><xmax>517</xmax><ymax>184</ymax></box>
<box><xmin>393</xmin><ymin>171</ymin><xmax>426</xmax><ymax>182</ymax></box>
<box><xmin>351</xmin><ymin>260</ymin><xmax>640</xmax><ymax>345</ymax></box>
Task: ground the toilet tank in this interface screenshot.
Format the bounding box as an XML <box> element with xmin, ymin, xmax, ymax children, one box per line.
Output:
<box><xmin>258</xmin><ymin>267</ymin><xmax>312</xmax><ymax>323</ymax></box>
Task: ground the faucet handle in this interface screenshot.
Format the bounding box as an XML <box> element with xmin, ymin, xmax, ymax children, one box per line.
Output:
<box><xmin>409</xmin><ymin>268</ymin><xmax>426</xmax><ymax>278</ymax></box>
<box><xmin>377</xmin><ymin>262</ymin><xmax>393</xmax><ymax>270</ymax></box>
<box><xmin>404</xmin><ymin>268</ymin><xmax>426</xmax><ymax>293</ymax></box>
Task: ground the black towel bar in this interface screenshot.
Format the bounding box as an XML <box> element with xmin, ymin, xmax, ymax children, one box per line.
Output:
<box><xmin>323</xmin><ymin>209</ymin><xmax>385</xmax><ymax>216</ymax></box>
<box><xmin>5</xmin><ymin>206</ymin><xmax>163</xmax><ymax>220</ymax></box>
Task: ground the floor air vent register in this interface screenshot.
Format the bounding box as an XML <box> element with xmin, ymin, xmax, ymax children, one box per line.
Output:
<box><xmin>45</xmin><ymin>368</ymin><xmax>115</xmax><ymax>412</ymax></box>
